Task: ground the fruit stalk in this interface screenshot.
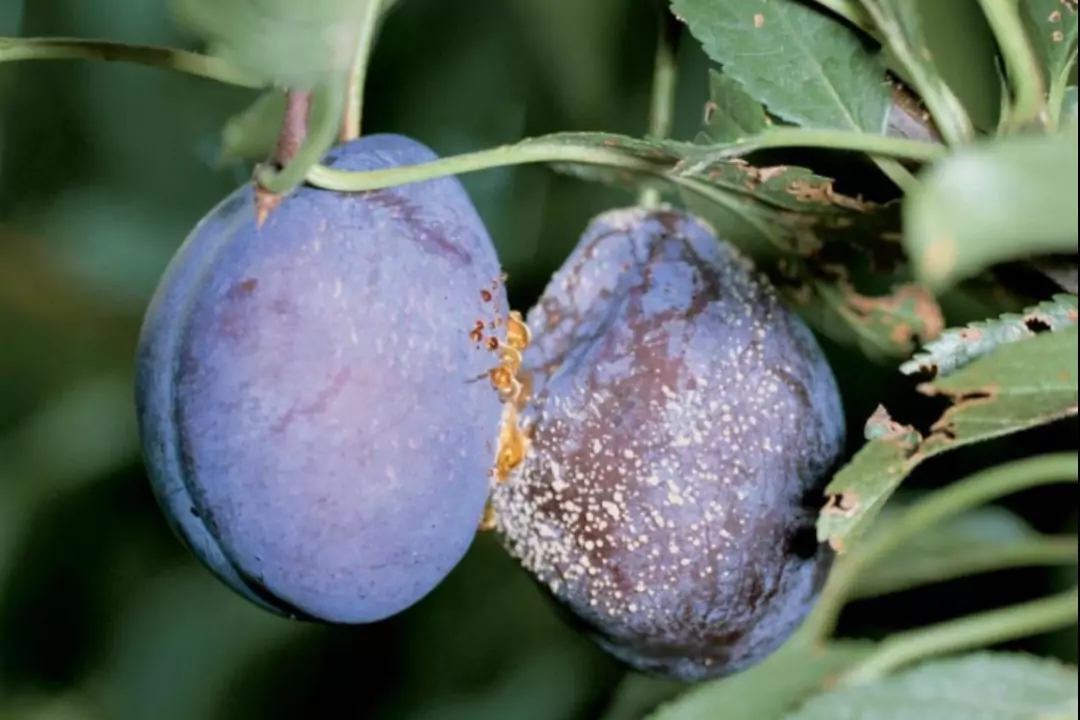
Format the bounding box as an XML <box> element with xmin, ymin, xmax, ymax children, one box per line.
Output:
<box><xmin>638</xmin><ymin>4</ymin><xmax>681</xmax><ymax>209</ymax></box>
<box><xmin>254</xmin><ymin>90</ymin><xmax>313</xmax><ymax>224</ymax></box>
<box><xmin>253</xmin><ymin>84</ymin><xmax>348</xmax><ymax>196</ymax></box>
<box><xmin>277</xmin><ymin>91</ymin><xmax>314</xmax><ymax>166</ymax></box>
<box><xmin>341</xmin><ymin>0</ymin><xmax>386</xmax><ymax>142</ymax></box>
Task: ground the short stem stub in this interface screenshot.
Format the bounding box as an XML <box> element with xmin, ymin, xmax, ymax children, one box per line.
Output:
<box><xmin>276</xmin><ymin>90</ymin><xmax>314</xmax><ymax>166</ymax></box>
<box><xmin>256</xmin><ymin>90</ymin><xmax>313</xmax><ymax>226</ymax></box>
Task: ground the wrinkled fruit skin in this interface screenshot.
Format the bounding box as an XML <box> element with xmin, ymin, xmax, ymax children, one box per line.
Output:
<box><xmin>491</xmin><ymin>208</ymin><xmax>846</xmax><ymax>681</ymax></box>
<box><xmin>135</xmin><ymin>134</ymin><xmax>509</xmax><ymax>624</ymax></box>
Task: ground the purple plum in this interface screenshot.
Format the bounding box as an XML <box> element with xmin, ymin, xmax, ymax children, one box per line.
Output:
<box><xmin>135</xmin><ymin>134</ymin><xmax>511</xmax><ymax>623</ymax></box>
<box><xmin>491</xmin><ymin>207</ymin><xmax>846</xmax><ymax>681</ymax></box>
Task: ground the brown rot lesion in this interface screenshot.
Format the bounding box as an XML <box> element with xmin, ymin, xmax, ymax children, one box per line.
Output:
<box><xmin>478</xmin><ymin>309</ymin><xmax>534</xmax><ymax>532</ymax></box>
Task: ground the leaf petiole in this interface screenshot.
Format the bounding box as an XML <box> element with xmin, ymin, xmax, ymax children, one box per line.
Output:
<box><xmin>639</xmin><ymin>6</ymin><xmax>681</xmax><ymax>209</ymax></box>
<box><xmin>976</xmin><ymin>0</ymin><xmax>1048</xmax><ymax>131</ymax></box>
<box><xmin>850</xmin><ymin>535</ymin><xmax>1080</xmax><ymax>600</ymax></box>
<box><xmin>255</xmin><ymin>82</ymin><xmax>347</xmax><ymax>195</ymax></box>
<box><xmin>306</xmin><ymin>127</ymin><xmax>945</xmax><ymax>196</ymax></box>
<box><xmin>837</xmin><ymin>585</ymin><xmax>1080</xmax><ymax>686</ymax></box>
<box><xmin>0</xmin><ymin>36</ymin><xmax>261</xmax><ymax>87</ymax></box>
<box><xmin>341</xmin><ymin>0</ymin><xmax>388</xmax><ymax>142</ymax></box>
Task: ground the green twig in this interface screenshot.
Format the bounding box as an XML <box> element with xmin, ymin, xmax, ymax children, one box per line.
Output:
<box><xmin>639</xmin><ymin>7</ymin><xmax>681</xmax><ymax>209</ymax></box>
<box><xmin>850</xmin><ymin>535</ymin><xmax>1080</xmax><ymax>600</ymax></box>
<box><xmin>307</xmin><ymin>141</ymin><xmax>656</xmax><ymax>191</ymax></box>
<box><xmin>806</xmin><ymin>452</ymin><xmax>1079</xmax><ymax>642</ymax></box>
<box><xmin>976</xmin><ymin>0</ymin><xmax>1047</xmax><ymax>131</ymax></box>
<box><xmin>0</xmin><ymin>37</ymin><xmax>261</xmax><ymax>87</ymax></box>
<box><xmin>307</xmin><ymin>137</ymin><xmax>793</xmax><ymax>254</ymax></box>
<box><xmin>838</xmin><ymin>585</ymin><xmax>1080</xmax><ymax>686</ymax></box>
<box><xmin>340</xmin><ymin>0</ymin><xmax>386</xmax><ymax>142</ymax></box>
<box><xmin>307</xmin><ymin>127</ymin><xmax>945</xmax><ymax>196</ymax></box>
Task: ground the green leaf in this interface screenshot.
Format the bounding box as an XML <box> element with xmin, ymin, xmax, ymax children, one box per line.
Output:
<box><xmin>851</xmin><ymin>504</ymin><xmax>1075</xmax><ymax>599</ymax></box>
<box><xmin>670</xmin><ymin>0</ymin><xmax>891</xmax><ymax>132</ymax></box>
<box><xmin>918</xmin><ymin>324</ymin><xmax>1079</xmax><ymax>445</ymax></box>
<box><xmin>899</xmin><ymin>294</ymin><xmax>1079</xmax><ymax>378</ymax></box>
<box><xmin>816</xmin><ymin>407</ymin><xmax>920</xmax><ymax>551</ymax></box>
<box><xmin>819</xmin><ymin>327</ymin><xmax>1078</xmax><ymax>550</ymax></box>
<box><xmin>783</xmin><ymin>652</ymin><xmax>1079</xmax><ymax>720</ymax></box>
<box><xmin>674</xmin><ymin>175</ymin><xmax>945</xmax><ymax>360</ymax></box>
<box><xmin>903</xmin><ymin>130</ymin><xmax>1079</xmax><ymax>292</ymax></box>
<box><xmin>1066</xmin><ymin>85</ymin><xmax>1079</xmax><ymax>121</ymax></box>
<box><xmin>167</xmin><ymin>0</ymin><xmax>375</xmax><ymax>88</ymax></box>
<box><xmin>1022</xmin><ymin>0</ymin><xmax>1078</xmax><ymax>88</ymax></box>
<box><xmin>645</xmin><ymin>640</ymin><xmax>875</xmax><ymax>720</ymax></box>
<box><xmin>701</xmin><ymin>69</ymin><xmax>769</xmax><ymax>142</ymax></box>
<box><xmin>857</xmin><ymin>0</ymin><xmax>974</xmax><ymax>145</ymax></box>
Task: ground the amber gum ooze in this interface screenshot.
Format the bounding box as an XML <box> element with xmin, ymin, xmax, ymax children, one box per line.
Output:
<box><xmin>478</xmin><ymin>304</ymin><xmax>533</xmax><ymax>531</ymax></box>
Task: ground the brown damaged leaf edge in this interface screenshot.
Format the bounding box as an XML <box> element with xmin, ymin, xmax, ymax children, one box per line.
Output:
<box><xmin>822</xmin><ymin>491</ymin><xmax>861</xmax><ymax>518</ymax></box>
<box><xmin>915</xmin><ymin>384</ymin><xmax>1000</xmax><ymax>451</ymax></box>
<box><xmin>783</xmin><ymin>178</ymin><xmax>876</xmax><ymax>212</ymax></box>
<box><xmin>820</xmin><ymin>405</ymin><xmax>921</xmax><ymax>552</ymax></box>
<box><xmin>842</xmin><ymin>282</ymin><xmax>945</xmax><ymax>349</ymax></box>
<box><xmin>730</xmin><ymin>160</ymin><xmax>879</xmax><ymax>212</ymax></box>
<box><xmin>821</xmin><ymin>357</ymin><xmax>1077</xmax><ymax>550</ymax></box>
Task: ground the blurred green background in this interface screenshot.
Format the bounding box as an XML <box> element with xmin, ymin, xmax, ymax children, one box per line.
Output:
<box><xmin>1</xmin><ymin>1</ymin><xmax>1076</xmax><ymax>719</ymax></box>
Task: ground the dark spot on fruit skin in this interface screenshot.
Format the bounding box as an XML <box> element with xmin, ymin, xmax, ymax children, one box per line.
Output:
<box><xmin>366</xmin><ymin>189</ymin><xmax>472</xmax><ymax>266</ymax></box>
<box><xmin>134</xmin><ymin>133</ymin><xmax>509</xmax><ymax>624</ymax></box>
<box><xmin>770</xmin><ymin>362</ymin><xmax>813</xmax><ymax>412</ymax></box>
<box><xmin>236</xmin><ymin>278</ymin><xmax>258</xmax><ymax>295</ymax></box>
<box><xmin>270</xmin><ymin>367</ymin><xmax>353</xmax><ymax>436</ymax></box>
<box><xmin>492</xmin><ymin>207</ymin><xmax>846</xmax><ymax>682</ymax></box>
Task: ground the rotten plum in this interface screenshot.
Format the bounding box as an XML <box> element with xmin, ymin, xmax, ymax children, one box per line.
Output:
<box><xmin>490</xmin><ymin>207</ymin><xmax>846</xmax><ymax>681</ymax></box>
